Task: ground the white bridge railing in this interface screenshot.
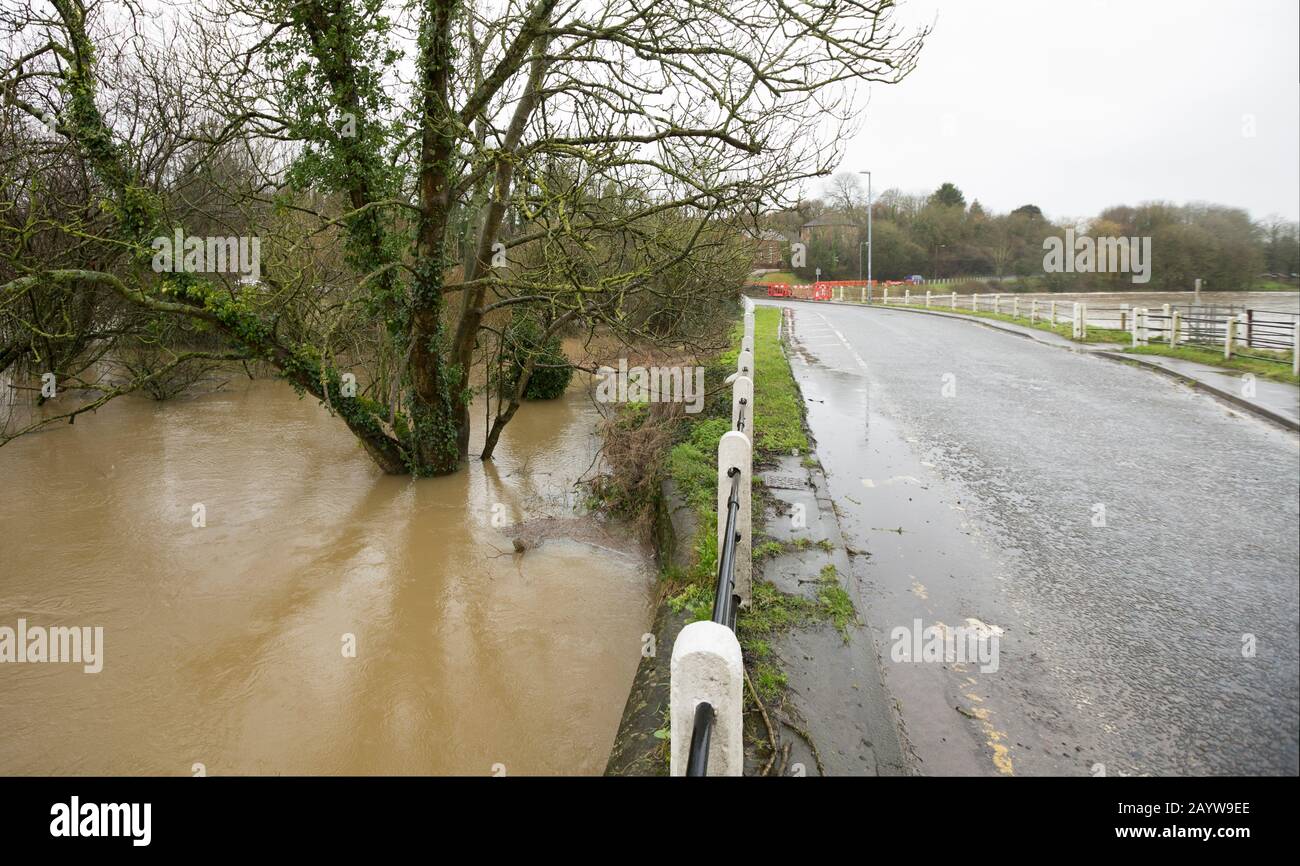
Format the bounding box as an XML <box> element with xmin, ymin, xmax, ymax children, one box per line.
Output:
<box><xmin>669</xmin><ymin>298</ymin><xmax>755</xmax><ymax>776</ymax></box>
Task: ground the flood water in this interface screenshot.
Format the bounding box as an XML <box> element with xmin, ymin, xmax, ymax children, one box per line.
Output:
<box><xmin>0</xmin><ymin>377</ymin><xmax>653</xmax><ymax>775</ymax></box>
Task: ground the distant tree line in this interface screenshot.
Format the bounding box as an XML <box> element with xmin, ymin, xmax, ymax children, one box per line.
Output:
<box><xmin>765</xmin><ymin>174</ymin><xmax>1300</xmax><ymax>290</ymax></box>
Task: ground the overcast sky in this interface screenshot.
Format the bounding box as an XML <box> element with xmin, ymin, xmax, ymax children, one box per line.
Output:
<box><xmin>829</xmin><ymin>0</ymin><xmax>1300</xmax><ymax>222</ymax></box>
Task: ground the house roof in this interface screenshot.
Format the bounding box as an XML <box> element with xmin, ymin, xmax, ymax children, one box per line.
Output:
<box><xmin>743</xmin><ymin>228</ymin><xmax>794</xmax><ymax>243</ymax></box>
<box><xmin>802</xmin><ymin>213</ymin><xmax>857</xmax><ymax>228</ymax></box>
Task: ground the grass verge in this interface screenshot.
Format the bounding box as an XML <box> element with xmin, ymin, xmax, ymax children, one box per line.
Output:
<box><xmin>593</xmin><ymin>302</ymin><xmax>854</xmax><ymax>769</ymax></box>
<box><xmin>664</xmin><ymin>305</ymin><xmax>853</xmax><ymax>754</ymax></box>
<box><xmin>1123</xmin><ymin>342</ymin><xmax>1299</xmax><ymax>384</ymax></box>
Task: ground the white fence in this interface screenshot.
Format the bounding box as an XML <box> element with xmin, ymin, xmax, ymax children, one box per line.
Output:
<box><xmin>670</xmin><ymin>298</ymin><xmax>755</xmax><ymax>777</ymax></box>
<box><xmin>819</xmin><ymin>287</ymin><xmax>1300</xmax><ymax>363</ymax></box>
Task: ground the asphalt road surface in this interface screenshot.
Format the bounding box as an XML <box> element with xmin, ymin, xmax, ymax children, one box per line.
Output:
<box><xmin>764</xmin><ymin>300</ymin><xmax>1300</xmax><ymax>776</ymax></box>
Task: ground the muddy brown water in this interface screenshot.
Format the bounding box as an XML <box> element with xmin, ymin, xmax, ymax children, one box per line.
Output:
<box><xmin>0</xmin><ymin>378</ymin><xmax>654</xmax><ymax>775</ymax></box>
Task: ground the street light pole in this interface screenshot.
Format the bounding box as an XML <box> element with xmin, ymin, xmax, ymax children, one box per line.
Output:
<box><xmin>858</xmin><ymin>171</ymin><xmax>872</xmax><ymax>297</ymax></box>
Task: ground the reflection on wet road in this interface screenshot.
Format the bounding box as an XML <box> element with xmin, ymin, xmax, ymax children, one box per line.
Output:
<box><xmin>767</xmin><ymin>300</ymin><xmax>1300</xmax><ymax>776</ymax></box>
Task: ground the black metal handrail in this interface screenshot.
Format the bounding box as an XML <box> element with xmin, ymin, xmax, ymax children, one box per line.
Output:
<box><xmin>685</xmin><ymin>702</ymin><xmax>714</xmax><ymax>776</ymax></box>
<box><xmin>685</xmin><ymin>465</ymin><xmax>744</xmax><ymax>777</ymax></box>
<box><xmin>713</xmin><ymin>467</ymin><xmax>743</xmax><ymax>630</ymax></box>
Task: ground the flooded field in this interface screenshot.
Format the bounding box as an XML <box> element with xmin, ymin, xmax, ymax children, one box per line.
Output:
<box><xmin>0</xmin><ymin>377</ymin><xmax>653</xmax><ymax>775</ymax></box>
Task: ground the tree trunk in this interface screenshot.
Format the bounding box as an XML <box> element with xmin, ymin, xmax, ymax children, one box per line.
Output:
<box><xmin>480</xmin><ymin>309</ymin><xmax>575</xmax><ymax>461</ymax></box>
<box><xmin>403</xmin><ymin>0</ymin><xmax>464</xmax><ymax>477</ymax></box>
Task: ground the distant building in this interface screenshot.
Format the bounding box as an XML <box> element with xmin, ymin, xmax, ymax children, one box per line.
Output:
<box><xmin>799</xmin><ymin>213</ymin><xmax>858</xmax><ymax>247</ymax></box>
<box><xmin>744</xmin><ymin>228</ymin><xmax>793</xmax><ymax>269</ymax></box>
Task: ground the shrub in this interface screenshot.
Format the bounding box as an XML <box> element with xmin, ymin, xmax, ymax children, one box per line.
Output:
<box><xmin>499</xmin><ymin>316</ymin><xmax>572</xmax><ymax>400</ymax></box>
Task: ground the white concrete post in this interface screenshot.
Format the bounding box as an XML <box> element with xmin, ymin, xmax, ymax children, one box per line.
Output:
<box><xmin>1170</xmin><ymin>310</ymin><xmax>1180</xmax><ymax>346</ymax></box>
<box><xmin>1120</xmin><ymin>303</ymin><xmax>1129</xmax><ymax>332</ymax></box>
<box><xmin>731</xmin><ymin>375</ymin><xmax>753</xmax><ymax>433</ymax></box>
<box><xmin>973</xmin><ymin>293</ymin><xmax>980</xmax><ymax>312</ymax></box>
<box><xmin>1292</xmin><ymin>320</ymin><xmax>1299</xmax><ymax>376</ymax></box>
<box><xmin>670</xmin><ymin>621</ymin><xmax>743</xmax><ymax>776</ymax></box>
<box><xmin>1224</xmin><ymin>315</ymin><xmax>1236</xmax><ymax>359</ymax></box>
<box><xmin>860</xmin><ymin>285</ymin><xmax>866</xmax><ymax>303</ymax></box>
<box><xmin>883</xmin><ymin>287</ymin><xmax>890</xmax><ymax>305</ymax></box>
<box><xmin>925</xmin><ymin>290</ymin><xmax>931</xmax><ymax>308</ymax></box>
<box><xmin>736</xmin><ymin>348</ymin><xmax>753</xmax><ymax>379</ymax></box>
<box><xmin>993</xmin><ymin>294</ymin><xmax>1001</xmax><ymax>315</ymax></box>
<box><xmin>718</xmin><ymin>431</ymin><xmax>751</xmax><ymax>607</ymax></box>
<box><xmin>1130</xmin><ymin>306</ymin><xmax>1140</xmax><ymax>347</ymax></box>
<box><xmin>1030</xmin><ymin>299</ymin><xmax>1038</xmax><ymax>323</ymax></box>
<box><xmin>1080</xmin><ymin>302</ymin><xmax>1088</xmax><ymax>339</ymax></box>
<box><xmin>1050</xmin><ymin>300</ymin><xmax>1057</xmax><ymax>326</ymax></box>
<box><xmin>1012</xmin><ymin>297</ymin><xmax>1019</xmax><ymax>319</ymax></box>
<box><xmin>904</xmin><ymin>288</ymin><xmax>911</xmax><ymax>305</ymax></box>
<box><xmin>1072</xmin><ymin>302</ymin><xmax>1081</xmax><ymax>338</ymax></box>
<box><xmin>951</xmin><ymin>291</ymin><xmax>957</xmax><ymax>309</ymax></box>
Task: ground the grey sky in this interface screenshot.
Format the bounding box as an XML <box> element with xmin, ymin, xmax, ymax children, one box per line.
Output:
<box><xmin>831</xmin><ymin>0</ymin><xmax>1300</xmax><ymax>222</ymax></box>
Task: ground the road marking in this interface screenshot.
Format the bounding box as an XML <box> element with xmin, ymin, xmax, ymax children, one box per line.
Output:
<box><xmin>861</xmin><ymin>475</ymin><xmax>926</xmax><ymax>488</ymax></box>
<box><xmin>815</xmin><ymin>311</ymin><xmax>869</xmax><ymax>373</ymax></box>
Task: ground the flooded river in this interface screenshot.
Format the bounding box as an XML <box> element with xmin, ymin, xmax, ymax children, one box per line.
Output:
<box><xmin>0</xmin><ymin>377</ymin><xmax>653</xmax><ymax>775</ymax></box>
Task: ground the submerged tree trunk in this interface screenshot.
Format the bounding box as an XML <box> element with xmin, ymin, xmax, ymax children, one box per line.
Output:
<box><xmin>480</xmin><ymin>309</ymin><xmax>576</xmax><ymax>461</ymax></box>
<box><xmin>401</xmin><ymin>0</ymin><xmax>464</xmax><ymax>477</ymax></box>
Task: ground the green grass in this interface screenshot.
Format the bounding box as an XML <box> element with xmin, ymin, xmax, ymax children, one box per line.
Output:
<box><xmin>750</xmin><ymin>271</ymin><xmax>798</xmax><ymax>285</ymax></box>
<box><xmin>745</xmin><ymin>306</ymin><xmax>810</xmax><ymax>455</ymax></box>
<box><xmin>751</xmin><ymin>661</ymin><xmax>788</xmax><ymax>704</ymax></box>
<box><xmin>1124</xmin><ymin>343</ymin><xmax>1299</xmax><ymax>384</ymax></box>
<box><xmin>1253</xmin><ymin>279</ymin><xmax>1300</xmax><ymax>292</ymax></box>
<box><xmin>657</xmin><ymin>301</ymin><xmax>856</xmax><ymax>719</ymax></box>
<box><xmin>734</xmin><ymin>580</ymin><xmax>817</xmax><ymax>642</ymax></box>
<box><xmin>667</xmin><ymin>582</ymin><xmax>713</xmax><ymax>622</ymax></box>
<box><xmin>816</xmin><ymin>565</ymin><xmax>857</xmax><ymax>641</ymax></box>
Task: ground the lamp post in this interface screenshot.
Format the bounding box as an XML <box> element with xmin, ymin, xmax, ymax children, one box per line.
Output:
<box><xmin>858</xmin><ymin>171</ymin><xmax>872</xmax><ymax>298</ymax></box>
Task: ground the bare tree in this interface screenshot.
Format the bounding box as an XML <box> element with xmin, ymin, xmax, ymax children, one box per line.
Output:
<box><xmin>1</xmin><ymin>0</ymin><xmax>927</xmax><ymax>473</ymax></box>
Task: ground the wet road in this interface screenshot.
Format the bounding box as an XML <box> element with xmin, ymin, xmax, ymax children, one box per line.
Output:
<box><xmin>765</xmin><ymin>300</ymin><xmax>1300</xmax><ymax>776</ymax></box>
